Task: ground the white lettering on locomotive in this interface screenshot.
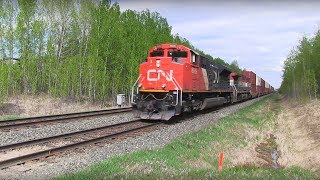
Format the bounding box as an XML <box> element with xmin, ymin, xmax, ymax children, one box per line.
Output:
<box><xmin>147</xmin><ymin>69</ymin><xmax>173</xmax><ymax>81</ymax></box>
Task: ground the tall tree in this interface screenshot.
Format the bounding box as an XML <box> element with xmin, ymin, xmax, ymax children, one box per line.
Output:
<box><xmin>280</xmin><ymin>33</ymin><xmax>319</xmax><ymax>99</ymax></box>
<box><xmin>0</xmin><ymin>0</ymin><xmax>236</xmax><ymax>104</ymax></box>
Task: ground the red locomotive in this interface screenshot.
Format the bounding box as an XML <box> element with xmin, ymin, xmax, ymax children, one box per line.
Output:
<box><xmin>131</xmin><ymin>44</ymin><xmax>273</xmax><ymax>120</ymax></box>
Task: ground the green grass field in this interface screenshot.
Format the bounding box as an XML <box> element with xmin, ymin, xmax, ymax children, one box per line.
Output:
<box><xmin>0</xmin><ymin>115</ymin><xmax>18</xmax><ymax>121</ymax></box>
<box><xmin>57</xmin><ymin>94</ymin><xmax>317</xmax><ymax>180</ymax></box>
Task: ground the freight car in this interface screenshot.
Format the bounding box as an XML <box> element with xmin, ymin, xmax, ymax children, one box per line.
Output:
<box><xmin>131</xmin><ymin>44</ymin><xmax>272</xmax><ymax>121</ymax></box>
<box><xmin>241</xmin><ymin>71</ymin><xmax>275</xmax><ymax>97</ymax></box>
<box><xmin>242</xmin><ymin>71</ymin><xmax>258</xmax><ymax>98</ymax></box>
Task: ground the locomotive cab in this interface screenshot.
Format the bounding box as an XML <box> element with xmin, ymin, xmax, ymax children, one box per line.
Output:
<box><xmin>131</xmin><ymin>44</ymin><xmax>195</xmax><ymax>120</ymax></box>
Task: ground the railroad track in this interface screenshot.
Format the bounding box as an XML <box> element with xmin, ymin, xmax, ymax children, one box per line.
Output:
<box><xmin>0</xmin><ymin>107</ymin><xmax>132</xmax><ymax>131</ymax></box>
<box><xmin>0</xmin><ymin>119</ymin><xmax>162</xmax><ymax>169</ymax></box>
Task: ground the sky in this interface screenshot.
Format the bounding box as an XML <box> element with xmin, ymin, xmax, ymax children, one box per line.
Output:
<box><xmin>113</xmin><ymin>0</ymin><xmax>320</xmax><ymax>88</ymax></box>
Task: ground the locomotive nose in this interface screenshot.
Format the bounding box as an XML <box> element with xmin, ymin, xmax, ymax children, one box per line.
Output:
<box><xmin>146</xmin><ymin>100</ymin><xmax>158</xmax><ymax>112</ymax></box>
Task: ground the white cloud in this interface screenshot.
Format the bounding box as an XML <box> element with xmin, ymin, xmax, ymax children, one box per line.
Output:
<box><xmin>261</xmin><ymin>65</ymin><xmax>283</xmax><ymax>73</ymax></box>
<box><xmin>256</xmin><ymin>46</ymin><xmax>271</xmax><ymax>53</ymax></box>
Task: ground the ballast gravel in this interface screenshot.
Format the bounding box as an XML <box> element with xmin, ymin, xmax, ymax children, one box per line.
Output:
<box><xmin>0</xmin><ymin>112</ymin><xmax>136</xmax><ymax>146</ymax></box>
<box><xmin>0</xmin><ymin>96</ymin><xmax>266</xmax><ymax>179</ymax></box>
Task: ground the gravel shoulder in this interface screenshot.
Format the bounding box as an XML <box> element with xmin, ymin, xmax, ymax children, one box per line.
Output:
<box><xmin>0</xmin><ymin>96</ymin><xmax>266</xmax><ymax>179</ymax></box>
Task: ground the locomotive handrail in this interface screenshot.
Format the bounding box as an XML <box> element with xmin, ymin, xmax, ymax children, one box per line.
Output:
<box><xmin>232</xmin><ymin>84</ymin><xmax>238</xmax><ymax>102</ymax></box>
<box><xmin>173</xmin><ymin>77</ymin><xmax>183</xmax><ymax>106</ymax></box>
<box><xmin>131</xmin><ymin>74</ymin><xmax>142</xmax><ymax>104</ymax></box>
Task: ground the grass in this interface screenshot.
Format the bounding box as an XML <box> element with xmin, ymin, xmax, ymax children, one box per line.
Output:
<box><xmin>0</xmin><ymin>101</ymin><xmax>19</xmax><ymax>121</ymax></box>
<box><xmin>57</xmin><ymin>94</ymin><xmax>317</xmax><ymax>180</ymax></box>
<box><xmin>0</xmin><ymin>115</ymin><xmax>18</xmax><ymax>121</ymax></box>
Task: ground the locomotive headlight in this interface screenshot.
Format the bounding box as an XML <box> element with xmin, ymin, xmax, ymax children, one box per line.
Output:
<box><xmin>156</xmin><ymin>60</ymin><xmax>160</xmax><ymax>68</ymax></box>
<box><xmin>162</xmin><ymin>84</ymin><xmax>166</xmax><ymax>89</ymax></box>
<box><xmin>138</xmin><ymin>84</ymin><xmax>142</xmax><ymax>88</ymax></box>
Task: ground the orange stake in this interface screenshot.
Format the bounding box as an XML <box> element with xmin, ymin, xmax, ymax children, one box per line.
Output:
<box><xmin>218</xmin><ymin>151</ymin><xmax>224</xmax><ymax>172</ymax></box>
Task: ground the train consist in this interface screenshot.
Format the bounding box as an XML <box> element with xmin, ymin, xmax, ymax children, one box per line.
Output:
<box><xmin>131</xmin><ymin>44</ymin><xmax>274</xmax><ymax>120</ymax></box>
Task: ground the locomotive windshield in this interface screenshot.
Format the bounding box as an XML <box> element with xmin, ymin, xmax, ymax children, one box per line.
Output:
<box><xmin>150</xmin><ymin>50</ymin><xmax>188</xmax><ymax>58</ymax></box>
<box><xmin>150</xmin><ymin>50</ymin><xmax>164</xmax><ymax>57</ymax></box>
<box><xmin>168</xmin><ymin>51</ymin><xmax>188</xmax><ymax>58</ymax></box>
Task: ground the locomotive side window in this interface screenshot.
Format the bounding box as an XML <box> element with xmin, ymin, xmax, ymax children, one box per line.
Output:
<box><xmin>191</xmin><ymin>52</ymin><xmax>198</xmax><ymax>64</ymax></box>
<box><xmin>150</xmin><ymin>50</ymin><xmax>164</xmax><ymax>57</ymax></box>
<box><xmin>168</xmin><ymin>51</ymin><xmax>188</xmax><ymax>58</ymax></box>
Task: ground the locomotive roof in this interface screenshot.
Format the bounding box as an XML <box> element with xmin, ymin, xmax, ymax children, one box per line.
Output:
<box><xmin>150</xmin><ymin>43</ymin><xmax>232</xmax><ymax>73</ymax></box>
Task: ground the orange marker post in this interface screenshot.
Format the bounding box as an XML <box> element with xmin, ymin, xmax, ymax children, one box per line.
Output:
<box><xmin>218</xmin><ymin>151</ymin><xmax>224</xmax><ymax>172</ymax></box>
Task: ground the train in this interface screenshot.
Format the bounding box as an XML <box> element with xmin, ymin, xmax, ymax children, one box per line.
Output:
<box><xmin>131</xmin><ymin>43</ymin><xmax>274</xmax><ymax>120</ymax></box>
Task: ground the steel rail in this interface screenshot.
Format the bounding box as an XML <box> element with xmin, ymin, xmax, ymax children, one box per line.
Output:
<box><xmin>0</xmin><ymin>119</ymin><xmax>141</xmax><ymax>152</ymax></box>
<box><xmin>0</xmin><ymin>120</ymin><xmax>161</xmax><ymax>169</ymax></box>
<box><xmin>0</xmin><ymin>107</ymin><xmax>132</xmax><ymax>130</ymax></box>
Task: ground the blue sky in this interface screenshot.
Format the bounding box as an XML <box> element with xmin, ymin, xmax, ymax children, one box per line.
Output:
<box><xmin>114</xmin><ymin>0</ymin><xmax>320</xmax><ymax>88</ymax></box>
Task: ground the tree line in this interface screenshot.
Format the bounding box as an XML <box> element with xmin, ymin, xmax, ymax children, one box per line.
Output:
<box><xmin>280</xmin><ymin>30</ymin><xmax>320</xmax><ymax>99</ymax></box>
<box><xmin>0</xmin><ymin>0</ymin><xmax>241</xmax><ymax>104</ymax></box>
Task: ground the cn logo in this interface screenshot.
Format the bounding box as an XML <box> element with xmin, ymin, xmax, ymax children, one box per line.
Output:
<box><xmin>147</xmin><ymin>69</ymin><xmax>173</xmax><ymax>81</ymax></box>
